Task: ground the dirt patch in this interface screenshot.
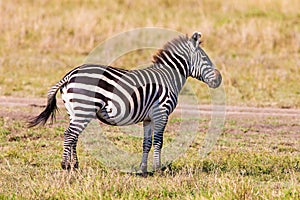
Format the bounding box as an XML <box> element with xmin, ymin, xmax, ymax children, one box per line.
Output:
<box><xmin>0</xmin><ymin>96</ymin><xmax>299</xmax><ymax>134</ymax></box>
<box><xmin>0</xmin><ymin>109</ymin><xmax>32</xmax><ymax>121</ymax></box>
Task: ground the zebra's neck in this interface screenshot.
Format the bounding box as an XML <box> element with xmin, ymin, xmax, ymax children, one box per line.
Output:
<box><xmin>150</xmin><ymin>46</ymin><xmax>190</xmax><ymax>94</ymax></box>
<box><xmin>148</xmin><ymin>62</ymin><xmax>187</xmax><ymax>95</ymax></box>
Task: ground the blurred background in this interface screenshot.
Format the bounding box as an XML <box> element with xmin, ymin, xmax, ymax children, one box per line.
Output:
<box><xmin>0</xmin><ymin>0</ymin><xmax>299</xmax><ymax>107</ymax></box>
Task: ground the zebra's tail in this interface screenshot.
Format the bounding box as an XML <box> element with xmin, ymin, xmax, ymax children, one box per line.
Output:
<box><xmin>28</xmin><ymin>77</ymin><xmax>69</xmax><ymax>128</ymax></box>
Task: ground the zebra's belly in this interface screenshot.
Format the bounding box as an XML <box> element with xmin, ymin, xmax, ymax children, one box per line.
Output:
<box><xmin>96</xmin><ymin>100</ymin><xmax>148</xmax><ymax>126</ymax></box>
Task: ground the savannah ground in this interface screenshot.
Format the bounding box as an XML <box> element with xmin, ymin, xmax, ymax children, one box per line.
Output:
<box><xmin>0</xmin><ymin>0</ymin><xmax>299</xmax><ymax>199</ymax></box>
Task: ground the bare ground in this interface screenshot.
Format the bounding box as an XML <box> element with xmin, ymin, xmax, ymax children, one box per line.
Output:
<box><xmin>0</xmin><ymin>96</ymin><xmax>299</xmax><ymax>140</ymax></box>
<box><xmin>1</xmin><ymin>96</ymin><xmax>300</xmax><ymax>117</ymax></box>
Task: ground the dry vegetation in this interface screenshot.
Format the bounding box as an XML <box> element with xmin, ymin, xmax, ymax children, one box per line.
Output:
<box><xmin>0</xmin><ymin>0</ymin><xmax>299</xmax><ymax>199</ymax></box>
<box><xmin>0</xmin><ymin>0</ymin><xmax>299</xmax><ymax>106</ymax></box>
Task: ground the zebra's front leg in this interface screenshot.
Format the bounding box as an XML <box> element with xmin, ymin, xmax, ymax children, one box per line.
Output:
<box><xmin>140</xmin><ymin>120</ymin><xmax>152</xmax><ymax>174</ymax></box>
<box><xmin>153</xmin><ymin>116</ymin><xmax>168</xmax><ymax>172</ymax></box>
<box><xmin>71</xmin><ymin>141</ymin><xmax>79</xmax><ymax>169</ymax></box>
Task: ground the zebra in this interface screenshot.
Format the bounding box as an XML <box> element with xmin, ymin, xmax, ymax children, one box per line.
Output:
<box><xmin>28</xmin><ymin>32</ymin><xmax>222</xmax><ymax>173</ymax></box>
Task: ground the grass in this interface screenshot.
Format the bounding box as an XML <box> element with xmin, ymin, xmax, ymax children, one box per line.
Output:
<box><xmin>0</xmin><ymin>0</ymin><xmax>299</xmax><ymax>107</ymax></box>
<box><xmin>0</xmin><ymin>106</ymin><xmax>299</xmax><ymax>199</ymax></box>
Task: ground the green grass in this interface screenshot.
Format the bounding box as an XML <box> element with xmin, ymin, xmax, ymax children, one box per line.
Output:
<box><xmin>0</xmin><ymin>108</ymin><xmax>299</xmax><ymax>199</ymax></box>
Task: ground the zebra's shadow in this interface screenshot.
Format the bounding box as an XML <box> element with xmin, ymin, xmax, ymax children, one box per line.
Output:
<box><xmin>120</xmin><ymin>161</ymin><xmax>173</xmax><ymax>177</ymax></box>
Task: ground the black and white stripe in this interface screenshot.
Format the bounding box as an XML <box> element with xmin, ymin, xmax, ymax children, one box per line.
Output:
<box><xmin>28</xmin><ymin>32</ymin><xmax>222</xmax><ymax>173</ymax></box>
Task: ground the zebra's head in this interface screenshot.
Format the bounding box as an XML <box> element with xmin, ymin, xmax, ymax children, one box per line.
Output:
<box><xmin>188</xmin><ymin>32</ymin><xmax>222</xmax><ymax>88</ymax></box>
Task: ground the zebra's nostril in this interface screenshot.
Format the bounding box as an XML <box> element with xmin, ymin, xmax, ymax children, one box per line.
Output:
<box><xmin>207</xmin><ymin>69</ymin><xmax>222</xmax><ymax>88</ymax></box>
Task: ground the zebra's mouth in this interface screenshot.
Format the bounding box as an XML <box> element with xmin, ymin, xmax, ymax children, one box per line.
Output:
<box><xmin>206</xmin><ymin>69</ymin><xmax>222</xmax><ymax>88</ymax></box>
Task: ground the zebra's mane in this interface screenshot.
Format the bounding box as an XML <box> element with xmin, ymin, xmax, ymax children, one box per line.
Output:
<box><xmin>152</xmin><ymin>35</ymin><xmax>189</xmax><ymax>64</ymax></box>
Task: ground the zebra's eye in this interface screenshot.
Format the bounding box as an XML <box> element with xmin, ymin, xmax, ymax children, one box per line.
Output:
<box><xmin>192</xmin><ymin>34</ymin><xmax>198</xmax><ymax>41</ymax></box>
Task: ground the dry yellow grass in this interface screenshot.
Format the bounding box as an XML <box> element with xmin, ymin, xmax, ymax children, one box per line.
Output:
<box><xmin>0</xmin><ymin>0</ymin><xmax>299</xmax><ymax>106</ymax></box>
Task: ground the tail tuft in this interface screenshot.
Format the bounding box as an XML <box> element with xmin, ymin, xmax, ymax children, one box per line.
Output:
<box><xmin>28</xmin><ymin>66</ymin><xmax>75</xmax><ymax>128</ymax></box>
<box><xmin>28</xmin><ymin>95</ymin><xmax>58</xmax><ymax>128</ymax></box>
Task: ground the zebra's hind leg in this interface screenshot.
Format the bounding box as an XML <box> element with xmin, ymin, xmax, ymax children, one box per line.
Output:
<box><xmin>61</xmin><ymin>118</ymin><xmax>91</xmax><ymax>170</ymax></box>
<box><xmin>140</xmin><ymin>120</ymin><xmax>152</xmax><ymax>175</ymax></box>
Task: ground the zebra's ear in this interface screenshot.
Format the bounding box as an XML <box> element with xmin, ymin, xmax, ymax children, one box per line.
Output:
<box><xmin>190</xmin><ymin>32</ymin><xmax>202</xmax><ymax>49</ymax></box>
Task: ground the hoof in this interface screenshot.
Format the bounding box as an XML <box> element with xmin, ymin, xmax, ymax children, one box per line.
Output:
<box><xmin>130</xmin><ymin>171</ymin><xmax>154</xmax><ymax>177</ymax></box>
<box><xmin>142</xmin><ymin>171</ymin><xmax>154</xmax><ymax>177</ymax></box>
<box><xmin>73</xmin><ymin>162</ymin><xmax>79</xmax><ymax>169</ymax></box>
<box><xmin>61</xmin><ymin>162</ymin><xmax>71</xmax><ymax>170</ymax></box>
<box><xmin>140</xmin><ymin>163</ymin><xmax>147</xmax><ymax>175</ymax></box>
<box><xmin>61</xmin><ymin>161</ymin><xmax>79</xmax><ymax>170</ymax></box>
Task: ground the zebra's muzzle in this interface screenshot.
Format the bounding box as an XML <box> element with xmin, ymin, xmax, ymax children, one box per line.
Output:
<box><xmin>207</xmin><ymin>69</ymin><xmax>222</xmax><ymax>88</ymax></box>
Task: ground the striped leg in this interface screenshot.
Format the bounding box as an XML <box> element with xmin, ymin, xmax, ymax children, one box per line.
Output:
<box><xmin>71</xmin><ymin>138</ymin><xmax>79</xmax><ymax>169</ymax></box>
<box><xmin>61</xmin><ymin>118</ymin><xmax>91</xmax><ymax>170</ymax></box>
<box><xmin>140</xmin><ymin>120</ymin><xmax>153</xmax><ymax>174</ymax></box>
<box><xmin>152</xmin><ymin>114</ymin><xmax>168</xmax><ymax>172</ymax></box>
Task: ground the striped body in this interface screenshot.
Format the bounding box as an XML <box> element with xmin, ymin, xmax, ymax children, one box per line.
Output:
<box><xmin>29</xmin><ymin>32</ymin><xmax>222</xmax><ymax>173</ymax></box>
<box><xmin>61</xmin><ymin>64</ymin><xmax>182</xmax><ymax>127</ymax></box>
